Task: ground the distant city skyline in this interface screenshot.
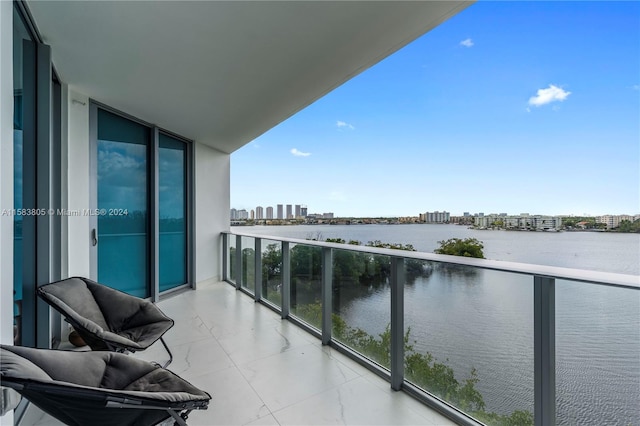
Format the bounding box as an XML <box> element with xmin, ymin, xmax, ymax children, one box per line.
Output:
<box><xmin>231</xmin><ymin>1</ymin><xmax>639</xmax><ymax>217</ymax></box>
<box><xmin>230</xmin><ymin>204</ymin><xmax>636</xmax><ymax>220</ymax></box>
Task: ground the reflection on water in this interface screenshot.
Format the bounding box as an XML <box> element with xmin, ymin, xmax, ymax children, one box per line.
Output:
<box><xmin>339</xmin><ymin>266</ymin><xmax>639</xmax><ymax>425</ymax></box>
<box><xmin>340</xmin><ymin>266</ymin><xmax>534</xmax><ymax>416</ymax></box>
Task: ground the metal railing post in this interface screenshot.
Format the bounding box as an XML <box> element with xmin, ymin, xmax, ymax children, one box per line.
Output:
<box><xmin>534</xmin><ymin>275</ymin><xmax>556</xmax><ymax>426</ymax></box>
<box><xmin>235</xmin><ymin>235</ymin><xmax>242</xmax><ymax>290</ymax></box>
<box><xmin>281</xmin><ymin>242</ymin><xmax>291</xmax><ymax>319</ymax></box>
<box><xmin>254</xmin><ymin>238</ymin><xmax>262</xmax><ymax>301</ymax></box>
<box><xmin>321</xmin><ymin>247</ymin><xmax>333</xmax><ymax>345</ymax></box>
<box><xmin>222</xmin><ymin>233</ymin><xmax>228</xmax><ymax>281</ymax></box>
<box><xmin>390</xmin><ymin>257</ymin><xmax>405</xmax><ymax>391</ymax></box>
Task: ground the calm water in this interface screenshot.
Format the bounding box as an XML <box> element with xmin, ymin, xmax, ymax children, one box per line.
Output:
<box><xmin>243</xmin><ymin>223</ymin><xmax>640</xmax><ymax>275</ymax></box>
<box><xmin>241</xmin><ymin>224</ymin><xmax>640</xmax><ymax>425</ymax></box>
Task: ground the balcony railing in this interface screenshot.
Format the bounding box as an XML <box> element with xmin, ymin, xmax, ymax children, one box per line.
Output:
<box><xmin>221</xmin><ymin>231</ymin><xmax>639</xmax><ymax>426</ymax></box>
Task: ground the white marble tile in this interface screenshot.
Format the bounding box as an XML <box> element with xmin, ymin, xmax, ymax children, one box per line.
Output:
<box><xmin>162</xmin><ymin>312</ymin><xmax>214</xmax><ymax>347</ymax></box>
<box><xmin>217</xmin><ymin>320</ymin><xmax>315</xmax><ymax>365</ymax></box>
<box><xmin>135</xmin><ymin>337</ymin><xmax>235</xmax><ymax>380</ymax></box>
<box><xmin>184</xmin><ymin>366</ymin><xmax>272</xmax><ymax>426</ymax></box>
<box><xmin>273</xmin><ymin>376</ymin><xmax>455</xmax><ymax>426</ymax></box>
<box><xmin>238</xmin><ymin>342</ymin><xmax>361</xmax><ymax>412</ymax></box>
<box><xmin>244</xmin><ymin>414</ymin><xmax>282</xmax><ymax>426</ymax></box>
<box><xmin>199</xmin><ymin>299</ymin><xmax>283</xmax><ymax>340</ymax></box>
<box><xmin>17</xmin><ymin>404</ymin><xmax>65</xmax><ymax>426</ymax></box>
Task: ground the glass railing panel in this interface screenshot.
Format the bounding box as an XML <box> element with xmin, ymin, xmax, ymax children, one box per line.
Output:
<box><xmin>331</xmin><ymin>248</ymin><xmax>392</xmax><ymax>369</ymax></box>
<box><xmin>289</xmin><ymin>243</ymin><xmax>322</xmax><ymax>328</ymax></box>
<box><xmin>241</xmin><ymin>236</ymin><xmax>255</xmax><ymax>293</ymax></box>
<box><xmin>556</xmin><ymin>280</ymin><xmax>639</xmax><ymax>426</ymax></box>
<box><xmin>228</xmin><ymin>235</ymin><xmax>236</xmax><ymax>284</ymax></box>
<box><xmin>404</xmin><ymin>262</ymin><xmax>534</xmax><ymax>425</ymax></box>
<box><xmin>261</xmin><ymin>239</ymin><xmax>282</xmax><ymax>307</ymax></box>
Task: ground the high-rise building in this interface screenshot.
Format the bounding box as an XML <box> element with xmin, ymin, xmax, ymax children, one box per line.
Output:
<box><xmin>266</xmin><ymin>206</ymin><xmax>274</xmax><ymax>219</ymax></box>
<box><xmin>250</xmin><ymin>210</ymin><xmax>255</xmax><ymax>220</ymax></box>
<box><xmin>230</xmin><ymin>208</ymin><xmax>237</xmax><ymax>220</ymax></box>
<box><xmin>295</xmin><ymin>204</ymin><xmax>301</xmax><ymax>218</ymax></box>
<box><xmin>277</xmin><ymin>204</ymin><xmax>283</xmax><ymax>219</ymax></box>
<box><xmin>300</xmin><ymin>205</ymin><xmax>308</xmax><ymax>217</ymax></box>
<box><xmin>255</xmin><ymin>206</ymin><xmax>264</xmax><ymax>219</ymax></box>
<box><xmin>286</xmin><ymin>204</ymin><xmax>293</xmax><ymax>219</ymax></box>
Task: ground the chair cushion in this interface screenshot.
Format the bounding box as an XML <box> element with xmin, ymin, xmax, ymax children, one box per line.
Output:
<box><xmin>1</xmin><ymin>345</ymin><xmax>210</xmax><ymax>426</ymax></box>
<box><xmin>0</xmin><ymin>348</ymin><xmax>52</xmax><ymax>383</ymax></box>
<box><xmin>38</xmin><ymin>277</ymin><xmax>109</xmax><ymax>331</ymax></box>
<box><xmin>38</xmin><ymin>277</ymin><xmax>174</xmax><ymax>351</ymax></box>
<box><xmin>1</xmin><ymin>345</ymin><xmax>209</xmax><ymax>401</ymax></box>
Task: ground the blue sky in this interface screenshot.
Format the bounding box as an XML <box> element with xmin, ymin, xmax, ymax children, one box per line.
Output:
<box><xmin>231</xmin><ymin>1</ymin><xmax>640</xmax><ymax>218</ymax></box>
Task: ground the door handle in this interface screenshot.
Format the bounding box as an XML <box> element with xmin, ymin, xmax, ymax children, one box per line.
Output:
<box><xmin>91</xmin><ymin>228</ymin><xmax>98</xmax><ymax>246</ymax></box>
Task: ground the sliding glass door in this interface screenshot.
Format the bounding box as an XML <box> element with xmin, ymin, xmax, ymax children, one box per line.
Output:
<box><xmin>92</xmin><ymin>106</ymin><xmax>191</xmax><ymax>298</ymax></box>
<box><xmin>96</xmin><ymin>109</ymin><xmax>150</xmax><ymax>298</ymax></box>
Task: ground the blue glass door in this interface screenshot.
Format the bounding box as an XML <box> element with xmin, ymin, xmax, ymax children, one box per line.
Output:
<box><xmin>96</xmin><ymin>109</ymin><xmax>149</xmax><ymax>297</ymax></box>
<box><xmin>159</xmin><ymin>134</ymin><xmax>187</xmax><ymax>291</ymax></box>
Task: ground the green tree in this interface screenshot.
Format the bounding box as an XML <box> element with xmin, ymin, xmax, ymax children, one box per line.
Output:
<box><xmin>290</xmin><ymin>244</ymin><xmax>322</xmax><ymax>280</ymax></box>
<box><xmin>331</xmin><ymin>315</ymin><xmax>532</xmax><ymax>425</ymax></box>
<box><xmin>365</xmin><ymin>240</ymin><xmax>426</xmax><ymax>278</ymax></box>
<box><xmin>262</xmin><ymin>243</ymin><xmax>282</xmax><ymax>280</ymax></box>
<box><xmin>615</xmin><ymin>219</ymin><xmax>640</xmax><ymax>233</ymax></box>
<box><xmin>242</xmin><ymin>247</ymin><xmax>255</xmax><ymax>286</ymax></box>
<box><xmin>434</xmin><ymin>238</ymin><xmax>485</xmax><ymax>259</ymax></box>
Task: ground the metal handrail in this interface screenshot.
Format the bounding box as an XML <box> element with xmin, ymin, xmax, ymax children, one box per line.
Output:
<box><xmin>225</xmin><ymin>230</ymin><xmax>639</xmax><ymax>289</ymax></box>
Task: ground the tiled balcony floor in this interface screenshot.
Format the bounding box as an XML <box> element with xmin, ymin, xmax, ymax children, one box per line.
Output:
<box><xmin>19</xmin><ymin>279</ymin><xmax>455</xmax><ymax>426</ymax></box>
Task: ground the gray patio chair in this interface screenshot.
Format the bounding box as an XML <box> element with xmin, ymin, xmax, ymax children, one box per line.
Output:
<box><xmin>0</xmin><ymin>345</ymin><xmax>210</xmax><ymax>426</ymax></box>
<box><xmin>37</xmin><ymin>277</ymin><xmax>174</xmax><ymax>367</ymax></box>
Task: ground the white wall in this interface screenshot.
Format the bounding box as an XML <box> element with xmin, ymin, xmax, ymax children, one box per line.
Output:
<box><xmin>0</xmin><ymin>0</ymin><xmax>14</xmax><ymax>348</ymax></box>
<box><xmin>64</xmin><ymin>89</ymin><xmax>91</xmax><ymax>278</ymax></box>
<box><xmin>194</xmin><ymin>142</ymin><xmax>230</xmax><ymax>283</ymax></box>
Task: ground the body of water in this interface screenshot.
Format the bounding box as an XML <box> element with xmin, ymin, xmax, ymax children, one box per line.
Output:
<box><xmin>239</xmin><ymin>224</ymin><xmax>640</xmax><ymax>425</ymax></box>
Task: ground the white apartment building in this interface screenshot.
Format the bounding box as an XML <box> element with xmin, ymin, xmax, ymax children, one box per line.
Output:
<box><xmin>596</xmin><ymin>214</ymin><xmax>639</xmax><ymax>229</ymax></box>
<box><xmin>424</xmin><ymin>211</ymin><xmax>450</xmax><ymax>223</ymax></box>
<box><xmin>475</xmin><ymin>214</ymin><xmax>562</xmax><ymax>230</ymax></box>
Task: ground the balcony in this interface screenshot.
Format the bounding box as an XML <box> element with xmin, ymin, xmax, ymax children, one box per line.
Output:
<box><xmin>15</xmin><ymin>230</ymin><xmax>638</xmax><ymax>426</ymax></box>
<box><xmin>221</xmin><ymin>231</ymin><xmax>639</xmax><ymax>426</ymax></box>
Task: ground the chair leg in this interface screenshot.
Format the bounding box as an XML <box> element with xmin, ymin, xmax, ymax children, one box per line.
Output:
<box><xmin>166</xmin><ymin>409</ymin><xmax>190</xmax><ymax>426</ymax></box>
<box><xmin>160</xmin><ymin>337</ymin><xmax>173</xmax><ymax>368</ymax></box>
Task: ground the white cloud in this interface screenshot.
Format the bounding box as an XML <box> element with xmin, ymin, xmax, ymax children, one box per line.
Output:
<box><xmin>528</xmin><ymin>84</ymin><xmax>571</xmax><ymax>107</ymax></box>
<box><xmin>631</xmin><ymin>84</ymin><xmax>640</xmax><ymax>91</ymax></box>
<box><xmin>336</xmin><ymin>120</ymin><xmax>355</xmax><ymax>130</ymax></box>
<box><xmin>460</xmin><ymin>38</ymin><xmax>474</xmax><ymax>48</ymax></box>
<box><xmin>290</xmin><ymin>148</ymin><xmax>311</xmax><ymax>157</ymax></box>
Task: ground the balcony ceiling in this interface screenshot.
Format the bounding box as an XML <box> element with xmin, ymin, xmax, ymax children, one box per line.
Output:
<box><xmin>27</xmin><ymin>1</ymin><xmax>472</xmax><ymax>153</ymax></box>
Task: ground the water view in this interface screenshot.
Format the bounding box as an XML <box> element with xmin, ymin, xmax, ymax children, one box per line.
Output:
<box><xmin>235</xmin><ymin>224</ymin><xmax>640</xmax><ymax>425</ymax></box>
